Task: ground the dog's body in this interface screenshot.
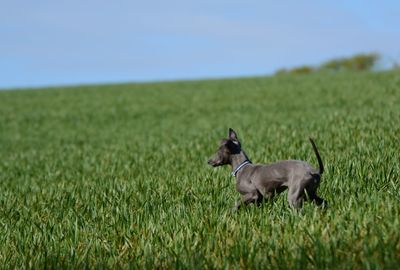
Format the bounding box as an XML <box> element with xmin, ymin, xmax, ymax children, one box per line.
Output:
<box><xmin>208</xmin><ymin>129</ymin><xmax>326</xmax><ymax>209</ymax></box>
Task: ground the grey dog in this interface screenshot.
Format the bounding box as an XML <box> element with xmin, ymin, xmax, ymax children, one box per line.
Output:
<box><xmin>208</xmin><ymin>128</ymin><xmax>326</xmax><ymax>209</ymax></box>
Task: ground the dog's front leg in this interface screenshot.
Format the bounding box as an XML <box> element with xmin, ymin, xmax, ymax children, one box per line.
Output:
<box><xmin>233</xmin><ymin>191</ymin><xmax>261</xmax><ymax>211</ymax></box>
<box><xmin>232</xmin><ymin>199</ymin><xmax>242</xmax><ymax>211</ymax></box>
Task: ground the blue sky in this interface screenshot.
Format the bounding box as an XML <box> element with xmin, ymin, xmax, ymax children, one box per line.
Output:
<box><xmin>1</xmin><ymin>1</ymin><xmax>399</xmax><ymax>89</ymax></box>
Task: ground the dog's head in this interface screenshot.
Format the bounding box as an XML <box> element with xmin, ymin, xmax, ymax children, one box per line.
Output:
<box><xmin>207</xmin><ymin>128</ymin><xmax>242</xmax><ymax>167</ymax></box>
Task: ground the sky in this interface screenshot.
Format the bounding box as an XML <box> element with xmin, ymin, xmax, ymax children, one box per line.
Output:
<box><xmin>1</xmin><ymin>0</ymin><xmax>400</xmax><ymax>89</ymax></box>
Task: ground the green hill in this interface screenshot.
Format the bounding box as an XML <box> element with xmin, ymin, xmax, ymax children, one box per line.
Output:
<box><xmin>1</xmin><ymin>71</ymin><xmax>399</xmax><ymax>268</ymax></box>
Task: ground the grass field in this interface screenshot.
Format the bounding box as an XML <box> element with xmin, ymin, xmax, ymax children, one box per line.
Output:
<box><xmin>0</xmin><ymin>71</ymin><xmax>399</xmax><ymax>269</ymax></box>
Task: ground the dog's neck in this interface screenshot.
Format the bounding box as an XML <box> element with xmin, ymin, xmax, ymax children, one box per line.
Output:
<box><xmin>230</xmin><ymin>150</ymin><xmax>251</xmax><ymax>176</ymax></box>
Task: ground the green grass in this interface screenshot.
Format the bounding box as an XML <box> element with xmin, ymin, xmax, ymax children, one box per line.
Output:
<box><xmin>0</xmin><ymin>71</ymin><xmax>399</xmax><ymax>269</ymax></box>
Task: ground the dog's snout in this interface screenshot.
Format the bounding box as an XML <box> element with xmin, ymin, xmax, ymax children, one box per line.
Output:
<box><xmin>208</xmin><ymin>158</ymin><xmax>218</xmax><ymax>166</ymax></box>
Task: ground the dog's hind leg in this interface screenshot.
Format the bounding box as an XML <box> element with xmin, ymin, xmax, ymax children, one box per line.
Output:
<box><xmin>288</xmin><ymin>186</ymin><xmax>305</xmax><ymax>209</ymax></box>
<box><xmin>308</xmin><ymin>191</ymin><xmax>327</xmax><ymax>207</ymax></box>
<box><xmin>305</xmin><ymin>176</ymin><xmax>328</xmax><ymax>207</ymax></box>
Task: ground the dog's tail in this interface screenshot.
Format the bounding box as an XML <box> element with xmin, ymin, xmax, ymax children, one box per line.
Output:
<box><xmin>309</xmin><ymin>138</ymin><xmax>324</xmax><ymax>175</ymax></box>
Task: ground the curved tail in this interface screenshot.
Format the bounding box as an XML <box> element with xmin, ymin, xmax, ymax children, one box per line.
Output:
<box><xmin>309</xmin><ymin>138</ymin><xmax>324</xmax><ymax>175</ymax></box>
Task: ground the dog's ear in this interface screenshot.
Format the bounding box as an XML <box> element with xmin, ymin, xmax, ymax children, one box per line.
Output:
<box><xmin>228</xmin><ymin>128</ymin><xmax>239</xmax><ymax>142</ymax></box>
<box><xmin>226</xmin><ymin>139</ymin><xmax>241</xmax><ymax>153</ymax></box>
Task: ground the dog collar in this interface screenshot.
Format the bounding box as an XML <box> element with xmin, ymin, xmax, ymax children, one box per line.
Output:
<box><xmin>232</xmin><ymin>160</ymin><xmax>252</xmax><ymax>177</ymax></box>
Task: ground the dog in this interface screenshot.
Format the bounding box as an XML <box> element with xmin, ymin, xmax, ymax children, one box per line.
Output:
<box><xmin>208</xmin><ymin>128</ymin><xmax>326</xmax><ymax>209</ymax></box>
